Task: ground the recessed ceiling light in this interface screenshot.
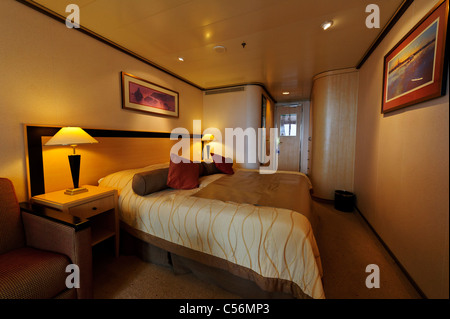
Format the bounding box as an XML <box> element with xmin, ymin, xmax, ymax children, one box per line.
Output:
<box><xmin>213</xmin><ymin>45</ymin><xmax>227</xmax><ymax>53</ymax></box>
<box><xmin>282</xmin><ymin>92</ymin><xmax>290</xmax><ymax>95</ymax></box>
<box><xmin>178</xmin><ymin>57</ymin><xmax>184</xmax><ymax>62</ymax></box>
<box><xmin>321</xmin><ymin>20</ymin><xmax>333</xmax><ymax>30</ymax></box>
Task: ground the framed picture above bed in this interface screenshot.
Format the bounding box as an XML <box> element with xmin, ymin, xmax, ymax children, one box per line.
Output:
<box><xmin>121</xmin><ymin>72</ymin><xmax>179</xmax><ymax>117</ymax></box>
<box><xmin>381</xmin><ymin>0</ymin><xmax>449</xmax><ymax>114</ymax></box>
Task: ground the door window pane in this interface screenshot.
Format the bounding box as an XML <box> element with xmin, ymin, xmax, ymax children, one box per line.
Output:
<box><xmin>280</xmin><ymin>114</ymin><xmax>297</xmax><ymax>136</ymax></box>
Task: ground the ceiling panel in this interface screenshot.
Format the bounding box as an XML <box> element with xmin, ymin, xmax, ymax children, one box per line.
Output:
<box><xmin>28</xmin><ymin>0</ymin><xmax>404</xmax><ymax>102</ymax></box>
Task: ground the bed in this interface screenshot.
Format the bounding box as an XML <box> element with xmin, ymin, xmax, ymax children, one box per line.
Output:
<box><xmin>24</xmin><ymin>125</ymin><xmax>324</xmax><ymax>299</ymax></box>
<box><xmin>98</xmin><ymin>158</ymin><xmax>325</xmax><ymax>299</ymax></box>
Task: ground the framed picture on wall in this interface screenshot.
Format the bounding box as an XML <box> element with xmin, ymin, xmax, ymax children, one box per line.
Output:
<box><xmin>121</xmin><ymin>72</ymin><xmax>179</xmax><ymax>117</ymax></box>
<box><xmin>381</xmin><ymin>0</ymin><xmax>449</xmax><ymax>114</ymax></box>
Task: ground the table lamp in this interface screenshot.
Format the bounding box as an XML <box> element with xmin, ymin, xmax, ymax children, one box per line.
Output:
<box><xmin>201</xmin><ymin>134</ymin><xmax>215</xmax><ymax>160</ymax></box>
<box><xmin>45</xmin><ymin>127</ymin><xmax>98</xmax><ymax>195</ymax></box>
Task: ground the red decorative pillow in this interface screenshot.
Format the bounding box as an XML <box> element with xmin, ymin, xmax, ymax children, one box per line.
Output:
<box><xmin>167</xmin><ymin>154</ymin><xmax>200</xmax><ymax>189</ymax></box>
<box><xmin>211</xmin><ymin>153</ymin><xmax>234</xmax><ymax>175</ymax></box>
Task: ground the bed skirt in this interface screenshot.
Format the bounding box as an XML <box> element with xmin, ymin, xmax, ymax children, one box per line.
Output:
<box><xmin>120</xmin><ymin>222</ymin><xmax>305</xmax><ymax>299</ymax></box>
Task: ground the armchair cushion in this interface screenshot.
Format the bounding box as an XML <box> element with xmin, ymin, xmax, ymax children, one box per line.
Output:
<box><xmin>0</xmin><ymin>247</ymin><xmax>71</xmax><ymax>299</ymax></box>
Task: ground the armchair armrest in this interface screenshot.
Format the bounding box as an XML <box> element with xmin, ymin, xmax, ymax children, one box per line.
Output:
<box><xmin>19</xmin><ymin>202</ymin><xmax>93</xmax><ymax>299</ymax></box>
<box><xmin>19</xmin><ymin>202</ymin><xmax>90</xmax><ymax>231</ymax></box>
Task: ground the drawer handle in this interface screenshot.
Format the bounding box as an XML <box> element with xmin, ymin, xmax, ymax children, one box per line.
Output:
<box><xmin>92</xmin><ymin>207</ymin><xmax>97</xmax><ymax>211</ymax></box>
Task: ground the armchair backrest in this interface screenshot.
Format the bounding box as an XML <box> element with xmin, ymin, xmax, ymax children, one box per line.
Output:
<box><xmin>0</xmin><ymin>178</ymin><xmax>26</xmax><ymax>254</ymax></box>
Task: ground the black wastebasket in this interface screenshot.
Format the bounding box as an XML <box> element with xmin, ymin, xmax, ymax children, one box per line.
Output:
<box><xmin>334</xmin><ymin>190</ymin><xmax>355</xmax><ymax>212</ymax></box>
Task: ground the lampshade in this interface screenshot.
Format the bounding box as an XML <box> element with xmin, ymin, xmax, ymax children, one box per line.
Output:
<box><xmin>201</xmin><ymin>134</ymin><xmax>215</xmax><ymax>142</ymax></box>
<box><xmin>45</xmin><ymin>127</ymin><xmax>98</xmax><ymax>146</ymax></box>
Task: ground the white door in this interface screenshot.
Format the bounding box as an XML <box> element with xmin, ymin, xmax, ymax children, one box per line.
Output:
<box><xmin>276</xmin><ymin>106</ymin><xmax>302</xmax><ymax>171</ymax></box>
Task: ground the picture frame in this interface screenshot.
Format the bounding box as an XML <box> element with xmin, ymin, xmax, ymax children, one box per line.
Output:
<box><xmin>121</xmin><ymin>72</ymin><xmax>179</xmax><ymax>117</ymax></box>
<box><xmin>382</xmin><ymin>0</ymin><xmax>448</xmax><ymax>114</ymax></box>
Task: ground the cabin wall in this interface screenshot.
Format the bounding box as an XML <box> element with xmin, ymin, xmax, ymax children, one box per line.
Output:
<box><xmin>354</xmin><ymin>0</ymin><xmax>449</xmax><ymax>298</ymax></box>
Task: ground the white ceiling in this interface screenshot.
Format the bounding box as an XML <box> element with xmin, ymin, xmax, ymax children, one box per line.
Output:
<box><xmin>29</xmin><ymin>0</ymin><xmax>404</xmax><ymax>102</ymax></box>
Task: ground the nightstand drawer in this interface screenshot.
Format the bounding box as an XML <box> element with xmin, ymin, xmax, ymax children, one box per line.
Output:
<box><xmin>69</xmin><ymin>196</ymin><xmax>115</xmax><ymax>218</ymax></box>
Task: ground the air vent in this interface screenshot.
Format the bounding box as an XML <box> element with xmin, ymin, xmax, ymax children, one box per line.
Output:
<box><xmin>276</xmin><ymin>102</ymin><xmax>302</xmax><ymax>108</ymax></box>
<box><xmin>204</xmin><ymin>86</ymin><xmax>245</xmax><ymax>95</ymax></box>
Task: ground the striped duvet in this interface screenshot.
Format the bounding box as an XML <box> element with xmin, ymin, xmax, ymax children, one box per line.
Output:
<box><xmin>99</xmin><ymin>163</ymin><xmax>325</xmax><ymax>299</ymax></box>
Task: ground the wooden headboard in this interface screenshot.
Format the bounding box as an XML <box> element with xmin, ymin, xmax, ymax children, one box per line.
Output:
<box><xmin>24</xmin><ymin>125</ymin><xmax>197</xmax><ymax>198</ymax></box>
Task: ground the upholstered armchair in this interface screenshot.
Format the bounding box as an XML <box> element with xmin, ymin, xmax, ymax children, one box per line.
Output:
<box><xmin>0</xmin><ymin>178</ymin><xmax>93</xmax><ymax>299</ymax></box>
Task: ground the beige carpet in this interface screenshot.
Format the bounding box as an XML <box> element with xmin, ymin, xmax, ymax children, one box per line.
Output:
<box><xmin>93</xmin><ymin>249</ymin><xmax>240</xmax><ymax>299</ymax></box>
<box><xmin>313</xmin><ymin>201</ymin><xmax>420</xmax><ymax>299</ymax></box>
<box><xmin>92</xmin><ymin>201</ymin><xmax>421</xmax><ymax>299</ymax></box>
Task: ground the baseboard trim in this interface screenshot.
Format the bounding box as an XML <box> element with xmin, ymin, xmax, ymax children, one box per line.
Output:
<box><xmin>311</xmin><ymin>195</ymin><xmax>334</xmax><ymax>204</ymax></box>
<box><xmin>354</xmin><ymin>205</ymin><xmax>427</xmax><ymax>299</ymax></box>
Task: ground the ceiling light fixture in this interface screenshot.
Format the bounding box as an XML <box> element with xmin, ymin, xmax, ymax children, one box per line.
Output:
<box><xmin>213</xmin><ymin>45</ymin><xmax>227</xmax><ymax>53</ymax></box>
<box><xmin>321</xmin><ymin>20</ymin><xmax>333</xmax><ymax>30</ymax></box>
<box><xmin>282</xmin><ymin>92</ymin><xmax>290</xmax><ymax>95</ymax></box>
<box><xmin>178</xmin><ymin>57</ymin><xmax>184</xmax><ymax>62</ymax></box>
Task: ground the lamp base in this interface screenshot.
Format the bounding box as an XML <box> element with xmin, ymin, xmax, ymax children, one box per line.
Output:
<box><xmin>64</xmin><ymin>187</ymin><xmax>88</xmax><ymax>196</ymax></box>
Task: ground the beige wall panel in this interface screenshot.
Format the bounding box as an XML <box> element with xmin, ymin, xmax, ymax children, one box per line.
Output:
<box><xmin>42</xmin><ymin>136</ymin><xmax>177</xmax><ymax>193</ymax></box>
<box><xmin>203</xmin><ymin>86</ymin><xmax>265</xmax><ymax>170</ymax></box>
<box><xmin>310</xmin><ymin>69</ymin><xmax>358</xmax><ymax>199</ymax></box>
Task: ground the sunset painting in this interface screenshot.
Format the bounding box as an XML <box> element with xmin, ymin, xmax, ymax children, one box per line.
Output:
<box><xmin>129</xmin><ymin>82</ymin><xmax>176</xmax><ymax>112</ymax></box>
<box><xmin>385</xmin><ymin>18</ymin><xmax>438</xmax><ymax>103</ymax></box>
<box><xmin>121</xmin><ymin>72</ymin><xmax>179</xmax><ymax>117</ymax></box>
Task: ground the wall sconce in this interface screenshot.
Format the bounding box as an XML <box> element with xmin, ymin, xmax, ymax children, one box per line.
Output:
<box><xmin>45</xmin><ymin>127</ymin><xmax>98</xmax><ymax>195</ymax></box>
<box><xmin>201</xmin><ymin>134</ymin><xmax>215</xmax><ymax>160</ymax></box>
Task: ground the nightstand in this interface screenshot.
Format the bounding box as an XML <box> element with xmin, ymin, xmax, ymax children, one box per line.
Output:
<box><xmin>31</xmin><ymin>185</ymin><xmax>119</xmax><ymax>257</ymax></box>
